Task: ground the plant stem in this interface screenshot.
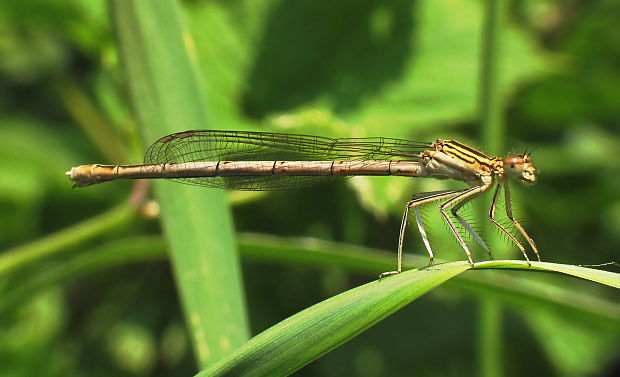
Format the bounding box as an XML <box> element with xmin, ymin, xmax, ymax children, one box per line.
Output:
<box><xmin>479</xmin><ymin>0</ymin><xmax>506</xmax><ymax>155</ymax></box>
<box><xmin>478</xmin><ymin>0</ymin><xmax>508</xmax><ymax>376</ymax></box>
<box><xmin>0</xmin><ymin>203</ymin><xmax>137</xmax><ymax>276</ymax></box>
<box><xmin>479</xmin><ymin>298</ymin><xmax>503</xmax><ymax>377</ymax></box>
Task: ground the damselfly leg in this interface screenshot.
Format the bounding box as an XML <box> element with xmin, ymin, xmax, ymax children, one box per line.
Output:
<box><xmin>489</xmin><ymin>183</ymin><xmax>529</xmax><ymax>263</ymax></box>
<box><xmin>380</xmin><ymin>184</ymin><xmax>494</xmax><ymax>278</ymax></box>
<box><xmin>380</xmin><ymin>190</ymin><xmax>466</xmax><ymax>278</ymax></box>
<box><xmin>449</xmin><ymin>184</ymin><xmax>494</xmax><ymax>260</ymax></box>
<box><xmin>438</xmin><ymin>182</ymin><xmax>493</xmax><ymax>265</ymax></box>
<box><xmin>489</xmin><ymin>181</ymin><xmax>540</xmax><ymax>263</ymax></box>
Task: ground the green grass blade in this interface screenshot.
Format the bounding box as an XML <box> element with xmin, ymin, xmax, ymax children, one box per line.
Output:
<box><xmin>473</xmin><ymin>260</ymin><xmax>620</xmax><ymax>289</ymax></box>
<box><xmin>194</xmin><ymin>258</ymin><xmax>618</xmax><ymax>376</ymax></box>
<box><xmin>0</xmin><ymin>236</ymin><xmax>165</xmax><ymax>314</ymax></box>
<box><xmin>109</xmin><ymin>0</ymin><xmax>249</xmax><ymax>366</ymax></box>
<box><xmin>239</xmin><ymin>233</ymin><xmax>620</xmax><ymax>291</ymax></box>
<box><xmin>0</xmin><ymin>203</ymin><xmax>136</xmax><ymax>277</ymax></box>
<box><xmin>197</xmin><ymin>262</ymin><xmax>472</xmax><ymax>377</ymax></box>
<box><xmin>3</xmin><ymin>233</ymin><xmax>617</xmax><ymax>327</ymax></box>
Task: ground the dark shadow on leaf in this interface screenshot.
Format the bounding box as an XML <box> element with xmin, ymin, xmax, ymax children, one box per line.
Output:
<box><xmin>240</xmin><ymin>0</ymin><xmax>418</xmax><ymax>118</ymax></box>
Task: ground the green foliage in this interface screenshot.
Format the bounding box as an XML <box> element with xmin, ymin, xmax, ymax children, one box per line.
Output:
<box><xmin>1</xmin><ymin>0</ymin><xmax>619</xmax><ymax>376</ymax></box>
<box><xmin>109</xmin><ymin>0</ymin><xmax>250</xmax><ymax>367</ymax></box>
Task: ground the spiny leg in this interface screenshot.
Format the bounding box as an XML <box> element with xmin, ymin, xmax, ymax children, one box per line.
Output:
<box><xmin>488</xmin><ymin>182</ymin><xmax>530</xmax><ymax>264</ymax></box>
<box><xmin>414</xmin><ymin>206</ymin><xmax>433</xmax><ymax>264</ymax></box>
<box><xmin>450</xmin><ymin>189</ymin><xmax>493</xmax><ymax>259</ymax></box>
<box><xmin>439</xmin><ymin>183</ymin><xmax>493</xmax><ymax>266</ymax></box>
<box><xmin>379</xmin><ymin>190</ymin><xmax>465</xmax><ymax>279</ymax></box>
<box><xmin>381</xmin><ymin>204</ymin><xmax>411</xmax><ymax>278</ymax></box>
<box><xmin>503</xmin><ymin>182</ymin><xmax>541</xmax><ymax>261</ymax></box>
<box><xmin>411</xmin><ymin>191</ymin><xmax>461</xmax><ymax>266</ymax></box>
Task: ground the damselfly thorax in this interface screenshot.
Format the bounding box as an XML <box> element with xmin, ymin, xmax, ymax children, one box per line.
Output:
<box><xmin>67</xmin><ymin>130</ymin><xmax>540</xmax><ymax>277</ymax></box>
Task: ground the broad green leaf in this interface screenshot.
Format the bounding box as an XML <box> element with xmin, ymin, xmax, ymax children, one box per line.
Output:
<box><xmin>523</xmin><ymin>308</ymin><xmax>620</xmax><ymax>376</ymax></box>
<box><xmin>184</xmin><ymin>0</ymin><xmax>550</xmax><ymax>215</ymax></box>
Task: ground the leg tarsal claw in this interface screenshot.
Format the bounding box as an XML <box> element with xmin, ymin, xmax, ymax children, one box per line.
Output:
<box><xmin>379</xmin><ymin>270</ymin><xmax>400</xmax><ymax>280</ymax></box>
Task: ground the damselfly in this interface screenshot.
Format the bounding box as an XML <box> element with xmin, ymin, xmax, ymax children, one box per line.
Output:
<box><xmin>67</xmin><ymin>130</ymin><xmax>540</xmax><ymax>277</ymax></box>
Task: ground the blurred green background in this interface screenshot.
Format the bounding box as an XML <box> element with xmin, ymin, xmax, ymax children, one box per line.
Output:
<box><xmin>1</xmin><ymin>0</ymin><xmax>619</xmax><ymax>376</ymax></box>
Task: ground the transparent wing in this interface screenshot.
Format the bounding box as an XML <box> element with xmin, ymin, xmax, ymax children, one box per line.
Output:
<box><xmin>144</xmin><ymin>130</ymin><xmax>430</xmax><ymax>190</ymax></box>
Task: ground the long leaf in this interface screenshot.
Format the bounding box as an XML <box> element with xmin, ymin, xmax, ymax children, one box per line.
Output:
<box><xmin>197</xmin><ymin>262</ymin><xmax>471</xmax><ymax>377</ymax></box>
<box><xmin>196</xmin><ymin>258</ymin><xmax>619</xmax><ymax>377</ymax></box>
<box><xmin>473</xmin><ymin>260</ymin><xmax>620</xmax><ymax>289</ymax></box>
<box><xmin>197</xmin><ymin>259</ymin><xmax>619</xmax><ymax>377</ymax></box>
<box><xmin>108</xmin><ymin>0</ymin><xmax>249</xmax><ymax>367</ymax></box>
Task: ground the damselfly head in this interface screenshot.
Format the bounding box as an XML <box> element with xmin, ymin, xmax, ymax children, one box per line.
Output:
<box><xmin>503</xmin><ymin>154</ymin><xmax>536</xmax><ymax>183</ymax></box>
